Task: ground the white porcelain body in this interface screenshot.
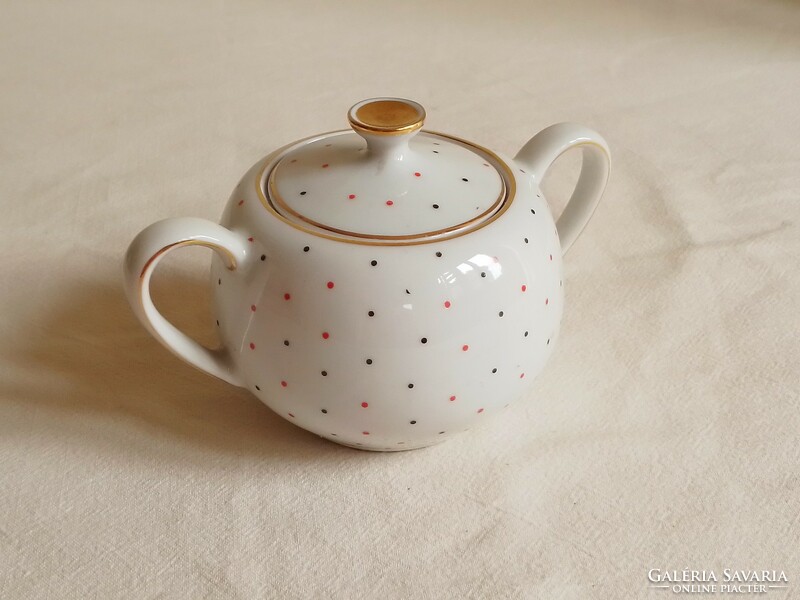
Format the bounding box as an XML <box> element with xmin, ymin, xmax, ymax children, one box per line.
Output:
<box><xmin>124</xmin><ymin>121</ymin><xmax>610</xmax><ymax>451</ymax></box>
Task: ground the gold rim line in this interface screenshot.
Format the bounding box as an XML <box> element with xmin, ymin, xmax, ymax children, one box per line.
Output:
<box><xmin>348</xmin><ymin>120</ymin><xmax>424</xmax><ymax>136</ymax></box>
<box><xmin>255</xmin><ymin>130</ymin><xmax>518</xmax><ymax>247</ymax></box>
<box><xmin>140</xmin><ymin>240</ymin><xmax>237</xmax><ymax>279</ymax></box>
<box><xmin>137</xmin><ymin>239</ymin><xmax>236</xmax><ymax>384</ymax></box>
<box><xmin>267</xmin><ymin>152</ymin><xmax>506</xmax><ymax>242</ymax></box>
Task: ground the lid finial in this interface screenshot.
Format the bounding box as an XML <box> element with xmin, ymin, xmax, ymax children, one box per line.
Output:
<box><xmin>348</xmin><ymin>98</ymin><xmax>426</xmax><ymax>136</ymax></box>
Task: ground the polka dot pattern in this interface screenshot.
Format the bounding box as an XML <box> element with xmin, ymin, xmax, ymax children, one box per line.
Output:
<box><xmin>213</xmin><ymin>131</ymin><xmax>564</xmax><ymax>451</ymax></box>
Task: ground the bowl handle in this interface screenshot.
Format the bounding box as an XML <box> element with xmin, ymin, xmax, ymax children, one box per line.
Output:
<box><xmin>123</xmin><ymin>217</ymin><xmax>248</xmax><ymax>387</ymax></box>
<box><xmin>514</xmin><ymin>123</ymin><xmax>610</xmax><ymax>254</ymax></box>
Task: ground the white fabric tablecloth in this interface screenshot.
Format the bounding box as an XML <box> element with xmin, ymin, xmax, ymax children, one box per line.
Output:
<box><xmin>1</xmin><ymin>1</ymin><xmax>798</xmax><ymax>597</ymax></box>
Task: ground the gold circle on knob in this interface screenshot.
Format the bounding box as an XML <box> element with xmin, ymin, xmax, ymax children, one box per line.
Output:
<box><xmin>348</xmin><ymin>98</ymin><xmax>426</xmax><ymax>135</ymax></box>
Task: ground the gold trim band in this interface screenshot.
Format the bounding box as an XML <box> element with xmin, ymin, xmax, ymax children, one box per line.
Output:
<box><xmin>267</xmin><ymin>146</ymin><xmax>506</xmax><ymax>242</ymax></box>
<box><xmin>255</xmin><ymin>130</ymin><xmax>517</xmax><ymax>247</ymax></box>
<box><xmin>140</xmin><ymin>240</ymin><xmax>237</xmax><ymax>279</ymax></box>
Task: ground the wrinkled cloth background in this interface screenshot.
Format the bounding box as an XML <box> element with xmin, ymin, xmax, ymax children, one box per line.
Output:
<box><xmin>1</xmin><ymin>0</ymin><xmax>798</xmax><ymax>598</ymax></box>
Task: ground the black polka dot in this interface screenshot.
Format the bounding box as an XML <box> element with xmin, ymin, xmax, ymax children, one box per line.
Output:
<box><xmin>432</xmin><ymin>204</ymin><xmax>439</xmax><ymax>209</ymax></box>
<box><xmin>368</xmin><ymin>310</ymin><xmax>375</xmax><ymax>317</ymax></box>
<box><xmin>321</xmin><ymin>409</ymin><xmax>327</xmax><ymax>414</ymax></box>
<box><xmin>524</xmin><ymin>331</ymin><xmax>529</xmax><ymax>337</ymax></box>
<box><xmin>321</xmin><ymin>370</ymin><xmax>328</xmax><ymax>376</ymax></box>
<box><xmin>547</xmin><ymin>338</ymin><xmax>551</xmax><ymax>345</ymax></box>
<box><xmin>410</xmin><ymin>420</ymin><xmax>417</xmax><ymax>425</ymax></box>
<box><xmin>370</xmin><ymin>260</ymin><xmax>377</xmax><ymax>266</ymax></box>
<box><xmin>300</xmin><ymin>191</ymin><xmax>307</xmax><ymax>195</ymax></box>
<box><xmin>432</xmin><ymin>150</ymin><xmax>439</xmax><ymax>154</ymax></box>
<box><xmin>481</xmin><ymin>272</ymin><xmax>487</xmax><ymax>278</ymax></box>
<box><xmin>421</xmin><ymin>337</ymin><xmax>427</xmax><ymax>344</ymax></box>
<box><xmin>435</xmin><ymin>251</ymin><xmax>442</xmax><ymax>257</ymax></box>
<box><xmin>520</xmin><ymin>168</ymin><xmax>526</xmax><ymax>173</ymax></box>
<box><xmin>462</xmin><ymin>177</ymin><xmax>469</xmax><ymax>182</ymax></box>
<box><xmin>531</xmin><ymin>209</ymin><xmax>536</xmax><ymax>215</ymax></box>
<box><xmin>283</xmin><ymin>340</ymin><xmax>290</xmax><ymax>346</ymax></box>
<box><xmin>492</xmin><ymin>368</ymin><xmax>497</xmax><ymax>373</ymax></box>
<box><xmin>524</xmin><ymin>238</ymin><xmax>529</xmax><ymax>243</ymax></box>
<box><xmin>405</xmin><ymin>289</ymin><xmax>411</xmax><ymax>295</ymax></box>
<box><xmin>303</xmin><ymin>246</ymin><xmax>310</xmax><ymax>252</ymax></box>
<box><xmin>255</xmin><ymin>385</ymin><xmax>260</xmax><ymax>391</ymax></box>
<box><xmin>218</xmin><ymin>278</ymin><xmax>221</xmax><ymax>285</ymax></box>
<box><xmin>216</xmin><ymin>320</ymin><xmax>219</xmax><ymax>326</ymax></box>
<box><xmin>366</xmin><ymin>358</ymin><xmax>373</xmax><ymax>365</ymax></box>
<box><xmin>498</xmin><ymin>311</ymin><xmax>504</xmax><ymax>317</ymax></box>
<box><xmin>260</xmin><ymin>254</ymin><xmax>266</xmax><ymax>261</ymax></box>
<box><xmin>408</xmin><ymin>383</ymin><xmax>414</xmax><ymax>389</ymax></box>
<box><xmin>433</xmin><ymin>142</ymin><xmax>440</xmax><ymax>146</ymax></box>
<box><xmin>439</xmin><ymin>431</ymin><xmax>445</xmax><ymax>435</ymax></box>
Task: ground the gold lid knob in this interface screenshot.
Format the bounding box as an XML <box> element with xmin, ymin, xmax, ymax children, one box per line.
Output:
<box><xmin>348</xmin><ymin>98</ymin><xmax>426</xmax><ymax>136</ymax></box>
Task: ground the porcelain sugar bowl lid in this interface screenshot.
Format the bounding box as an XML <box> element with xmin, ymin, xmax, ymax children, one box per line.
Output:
<box><xmin>268</xmin><ymin>98</ymin><xmax>508</xmax><ymax>242</ymax></box>
<box><xmin>123</xmin><ymin>97</ymin><xmax>610</xmax><ymax>451</ymax></box>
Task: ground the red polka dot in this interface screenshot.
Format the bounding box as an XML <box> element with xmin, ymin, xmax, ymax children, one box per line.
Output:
<box><xmin>444</xmin><ymin>300</ymin><xmax>451</xmax><ymax>309</ymax></box>
<box><xmin>283</xmin><ymin>293</ymin><xmax>291</xmax><ymax>300</ymax></box>
<box><xmin>348</xmin><ymin>194</ymin><xmax>356</xmax><ymax>200</ymax></box>
<box><xmin>386</xmin><ymin>200</ymin><xmax>394</xmax><ymax>206</ymax></box>
<box><xmin>247</xmin><ymin>237</ymin><xmax>254</xmax><ymax>242</ymax></box>
<box><xmin>322</xmin><ymin>332</ymin><xmax>330</xmax><ymax>340</ymax></box>
<box><xmin>281</xmin><ymin>380</ymin><xmax>287</xmax><ymax>387</ymax></box>
<box><xmin>362</xmin><ymin>431</ymin><xmax>370</xmax><ymax>435</ymax></box>
<box><xmin>361</xmin><ymin>402</ymin><xmax>369</xmax><ymax>408</ymax></box>
<box><xmin>250</xmin><ymin>305</ymin><xmax>256</xmax><ymax>312</ymax></box>
<box><xmin>326</xmin><ymin>281</ymin><xmax>335</xmax><ymax>289</ymax></box>
<box><xmin>462</xmin><ymin>344</ymin><xmax>469</xmax><ymax>352</ymax></box>
<box><xmin>477</xmin><ymin>408</ymin><xmax>484</xmax><ymax>414</ymax></box>
<box><xmin>483</xmin><ymin>163</ymin><xmax>490</xmax><ymax>167</ymax></box>
<box><xmin>414</xmin><ymin>172</ymin><xmax>421</xmax><ymax>177</ymax></box>
<box><xmin>288</xmin><ymin>412</ymin><xmax>295</xmax><ymax>418</ymax></box>
<box><xmin>520</xmin><ymin>373</ymin><xmax>525</xmax><ymax>379</ymax></box>
<box><xmin>322</xmin><ymin>163</ymin><xmax>329</xmax><ymax>168</ymax></box>
<box><xmin>249</xmin><ymin>342</ymin><xmax>255</xmax><ymax>350</ymax></box>
<box><xmin>449</xmin><ymin>395</ymin><xmax>456</xmax><ymax>402</ymax></box>
<box><xmin>237</xmin><ymin>199</ymin><xmax>244</xmax><ymax>206</ymax></box>
<box><xmin>521</xmin><ymin>285</ymin><xmax>527</xmax><ymax>292</ymax></box>
<box><xmin>549</xmin><ymin>254</ymin><xmax>553</xmax><ymax>261</ymax></box>
<box><xmin>545</xmin><ymin>298</ymin><xmax>549</xmax><ymax>305</ymax></box>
